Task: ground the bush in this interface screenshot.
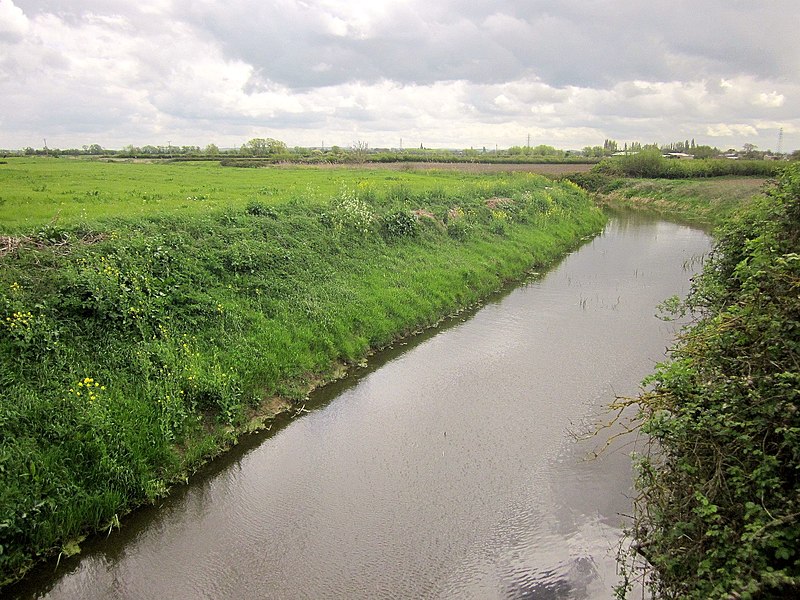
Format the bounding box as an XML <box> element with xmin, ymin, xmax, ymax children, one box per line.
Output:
<box><xmin>381</xmin><ymin>211</ymin><xmax>419</xmax><ymax>240</ymax></box>
<box><xmin>596</xmin><ymin>155</ymin><xmax>782</xmax><ymax>179</ymax></box>
<box><xmin>621</xmin><ymin>164</ymin><xmax>800</xmax><ymax>599</ymax></box>
<box><xmin>245</xmin><ymin>200</ymin><xmax>278</xmax><ymax>218</ymax></box>
<box><xmin>446</xmin><ymin>220</ymin><xmax>470</xmax><ymax>241</ymax></box>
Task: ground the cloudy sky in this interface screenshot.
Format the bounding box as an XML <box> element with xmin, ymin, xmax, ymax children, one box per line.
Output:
<box><xmin>1</xmin><ymin>0</ymin><xmax>797</xmax><ymax>152</ymax></box>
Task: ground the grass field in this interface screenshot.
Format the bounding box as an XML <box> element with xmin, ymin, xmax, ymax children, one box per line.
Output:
<box><xmin>0</xmin><ymin>158</ymin><xmax>590</xmax><ymax>231</ymax></box>
<box><xmin>0</xmin><ymin>158</ymin><xmax>606</xmax><ymax>586</ymax></box>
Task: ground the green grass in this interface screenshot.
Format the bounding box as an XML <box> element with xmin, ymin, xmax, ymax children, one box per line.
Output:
<box><xmin>0</xmin><ymin>157</ymin><xmax>557</xmax><ymax>230</ymax></box>
<box><xmin>579</xmin><ymin>175</ymin><xmax>771</xmax><ymax>227</ymax></box>
<box><xmin>0</xmin><ymin>160</ymin><xmax>605</xmax><ymax>587</ymax></box>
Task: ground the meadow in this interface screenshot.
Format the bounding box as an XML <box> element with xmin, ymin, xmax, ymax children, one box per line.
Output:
<box><xmin>0</xmin><ymin>158</ymin><xmax>515</xmax><ymax>230</ymax></box>
<box><xmin>0</xmin><ymin>158</ymin><xmax>605</xmax><ymax>586</ymax></box>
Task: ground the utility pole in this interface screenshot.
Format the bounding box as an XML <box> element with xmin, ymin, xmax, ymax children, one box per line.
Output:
<box><xmin>527</xmin><ymin>133</ymin><xmax>530</xmax><ymax>149</ymax></box>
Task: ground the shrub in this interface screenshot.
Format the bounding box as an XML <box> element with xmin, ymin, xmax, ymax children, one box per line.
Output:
<box><xmin>381</xmin><ymin>211</ymin><xmax>419</xmax><ymax>240</ymax></box>
<box><xmin>446</xmin><ymin>220</ymin><xmax>470</xmax><ymax>241</ymax></box>
<box><xmin>324</xmin><ymin>185</ymin><xmax>374</xmax><ymax>234</ymax></box>
<box><xmin>620</xmin><ymin>164</ymin><xmax>800</xmax><ymax>599</ymax></box>
<box><xmin>245</xmin><ymin>200</ymin><xmax>278</xmax><ymax>218</ymax></box>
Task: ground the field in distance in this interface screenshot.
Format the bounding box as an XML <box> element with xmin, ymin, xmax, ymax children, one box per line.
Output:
<box><xmin>0</xmin><ymin>158</ymin><xmax>589</xmax><ymax>231</ymax></box>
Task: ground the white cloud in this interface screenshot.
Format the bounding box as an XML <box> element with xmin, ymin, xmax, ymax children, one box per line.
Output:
<box><xmin>706</xmin><ymin>123</ymin><xmax>759</xmax><ymax>138</ymax></box>
<box><xmin>0</xmin><ymin>0</ymin><xmax>799</xmax><ymax>151</ymax></box>
<box><xmin>755</xmin><ymin>91</ymin><xmax>785</xmax><ymax>108</ymax></box>
<box><xmin>0</xmin><ymin>0</ymin><xmax>29</xmax><ymax>39</ymax></box>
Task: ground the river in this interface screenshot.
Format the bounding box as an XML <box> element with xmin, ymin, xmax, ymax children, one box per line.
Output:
<box><xmin>12</xmin><ymin>211</ymin><xmax>711</xmax><ymax>599</ymax></box>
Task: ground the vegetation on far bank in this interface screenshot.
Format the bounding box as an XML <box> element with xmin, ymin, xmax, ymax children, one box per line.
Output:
<box><xmin>564</xmin><ymin>151</ymin><xmax>781</xmax><ymax>227</ymax></box>
<box><xmin>616</xmin><ymin>164</ymin><xmax>800</xmax><ymax>599</ymax></box>
<box><xmin>568</xmin><ymin>173</ymin><xmax>770</xmax><ymax>227</ymax></box>
<box><xmin>0</xmin><ymin>163</ymin><xmax>605</xmax><ymax>587</ymax></box>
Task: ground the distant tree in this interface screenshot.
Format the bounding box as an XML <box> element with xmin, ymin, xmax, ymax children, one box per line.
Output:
<box><xmin>244</xmin><ymin>137</ymin><xmax>287</xmax><ymax>156</ymax></box>
<box><xmin>531</xmin><ymin>144</ymin><xmax>563</xmax><ymax>157</ymax></box>
<box><xmin>244</xmin><ymin>138</ymin><xmax>268</xmax><ymax>156</ymax></box>
<box><xmin>741</xmin><ymin>143</ymin><xmax>759</xmax><ymax>159</ymax></box>
<box><xmin>349</xmin><ymin>140</ymin><xmax>369</xmax><ymax>163</ymax></box>
<box><xmin>603</xmin><ymin>139</ymin><xmax>618</xmax><ymax>154</ymax></box>
<box><xmin>582</xmin><ymin>145</ymin><xmax>605</xmax><ymax>158</ymax></box>
<box><xmin>691</xmin><ymin>145</ymin><xmax>718</xmax><ymax>159</ymax></box>
<box><xmin>204</xmin><ymin>143</ymin><xmax>220</xmax><ymax>156</ymax></box>
<box><xmin>266</xmin><ymin>138</ymin><xmax>287</xmax><ymax>154</ymax></box>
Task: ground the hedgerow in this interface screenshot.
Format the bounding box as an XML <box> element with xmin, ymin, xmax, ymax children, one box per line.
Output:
<box><xmin>596</xmin><ymin>151</ymin><xmax>781</xmax><ymax>179</ymax></box>
<box><xmin>618</xmin><ymin>164</ymin><xmax>800</xmax><ymax>599</ymax></box>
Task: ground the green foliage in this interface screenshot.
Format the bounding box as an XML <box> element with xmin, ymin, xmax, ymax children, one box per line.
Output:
<box><xmin>564</xmin><ymin>171</ymin><xmax>626</xmax><ymax>194</ymax></box>
<box><xmin>0</xmin><ymin>167</ymin><xmax>605</xmax><ymax>587</ymax></box>
<box><xmin>622</xmin><ymin>164</ymin><xmax>800</xmax><ymax>599</ymax></box>
<box><xmin>381</xmin><ymin>211</ymin><xmax>419</xmax><ymax>240</ymax></box>
<box><xmin>321</xmin><ymin>184</ymin><xmax>375</xmax><ymax>234</ymax></box>
<box><xmin>244</xmin><ymin>200</ymin><xmax>278</xmax><ymax>218</ymax></box>
<box><xmin>596</xmin><ymin>155</ymin><xmax>781</xmax><ymax>179</ymax></box>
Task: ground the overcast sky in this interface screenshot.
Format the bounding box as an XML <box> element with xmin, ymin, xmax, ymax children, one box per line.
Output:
<box><xmin>1</xmin><ymin>0</ymin><xmax>797</xmax><ymax>151</ymax></box>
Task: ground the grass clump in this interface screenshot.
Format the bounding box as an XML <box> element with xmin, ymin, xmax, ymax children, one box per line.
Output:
<box><xmin>617</xmin><ymin>164</ymin><xmax>800</xmax><ymax>599</ymax></box>
<box><xmin>0</xmin><ymin>169</ymin><xmax>604</xmax><ymax>587</ymax></box>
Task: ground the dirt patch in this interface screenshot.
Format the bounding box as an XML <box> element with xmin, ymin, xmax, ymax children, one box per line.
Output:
<box><xmin>485</xmin><ymin>197</ymin><xmax>514</xmax><ymax>209</ymax></box>
<box><xmin>270</xmin><ymin>161</ymin><xmax>595</xmax><ymax>175</ymax></box>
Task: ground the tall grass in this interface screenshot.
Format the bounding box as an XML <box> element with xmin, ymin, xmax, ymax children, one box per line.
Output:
<box><xmin>0</xmin><ymin>170</ymin><xmax>604</xmax><ymax>586</ymax></box>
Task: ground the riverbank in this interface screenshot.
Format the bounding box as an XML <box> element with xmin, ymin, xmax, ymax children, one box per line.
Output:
<box><xmin>617</xmin><ymin>164</ymin><xmax>800</xmax><ymax>598</ymax></box>
<box><xmin>0</xmin><ymin>168</ymin><xmax>605</xmax><ymax>587</ymax></box>
<box><xmin>569</xmin><ymin>172</ymin><xmax>770</xmax><ymax>228</ymax></box>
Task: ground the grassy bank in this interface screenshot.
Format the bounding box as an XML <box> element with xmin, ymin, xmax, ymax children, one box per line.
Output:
<box><xmin>568</xmin><ymin>171</ymin><xmax>770</xmax><ymax>227</ymax></box>
<box><xmin>617</xmin><ymin>164</ymin><xmax>800</xmax><ymax>598</ymax></box>
<box><xmin>0</xmin><ymin>162</ymin><xmax>605</xmax><ymax>587</ymax></box>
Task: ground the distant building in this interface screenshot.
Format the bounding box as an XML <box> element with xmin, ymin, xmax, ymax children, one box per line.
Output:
<box><xmin>664</xmin><ymin>152</ymin><xmax>694</xmax><ymax>160</ymax></box>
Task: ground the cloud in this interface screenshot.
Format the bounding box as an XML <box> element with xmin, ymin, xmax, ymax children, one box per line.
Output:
<box><xmin>0</xmin><ymin>0</ymin><xmax>29</xmax><ymax>40</ymax></box>
<box><xmin>755</xmin><ymin>92</ymin><xmax>785</xmax><ymax>108</ymax></box>
<box><xmin>1</xmin><ymin>0</ymin><xmax>799</xmax><ymax>151</ymax></box>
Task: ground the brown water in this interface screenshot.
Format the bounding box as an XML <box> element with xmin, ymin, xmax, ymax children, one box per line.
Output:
<box><xmin>12</xmin><ymin>212</ymin><xmax>710</xmax><ymax>599</ymax></box>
